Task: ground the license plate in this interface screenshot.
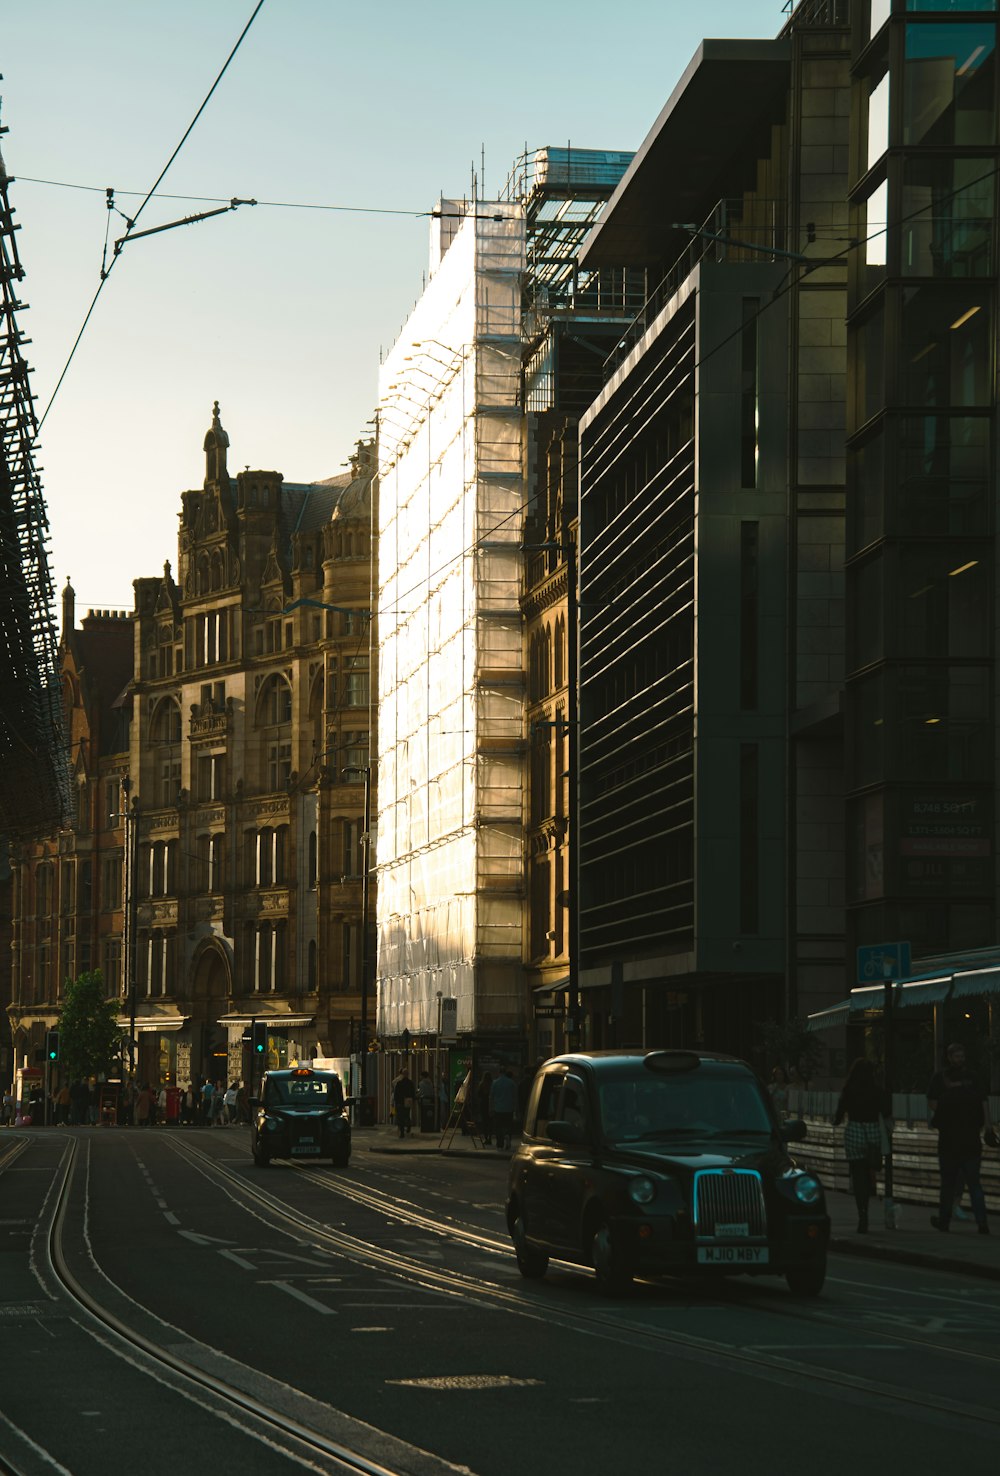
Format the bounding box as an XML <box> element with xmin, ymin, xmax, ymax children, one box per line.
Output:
<box><xmin>291</xmin><ymin>1145</ymin><xmax>321</xmax><ymax>1155</ymax></box>
<box><xmin>698</xmin><ymin>1246</ymin><xmax>769</xmax><ymax>1265</ymax></box>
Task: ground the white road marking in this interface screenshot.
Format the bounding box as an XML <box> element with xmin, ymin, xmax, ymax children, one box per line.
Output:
<box><xmin>177</xmin><ymin>1230</ymin><xmax>235</xmax><ymax>1247</ymax></box>
<box><xmin>162</xmin><ymin>1212</ymin><xmax>180</xmax><ymax>1225</ymax></box>
<box><xmin>218</xmin><ymin>1249</ymin><xmax>257</xmax><ymax>1269</ymax></box>
<box><xmin>263</xmin><ymin>1280</ymin><xmax>337</xmax><ymax>1315</ymax></box>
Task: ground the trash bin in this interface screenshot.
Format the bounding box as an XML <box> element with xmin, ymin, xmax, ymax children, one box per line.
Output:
<box><xmin>419</xmin><ymin>1097</ymin><xmax>435</xmax><ymax>1133</ymax></box>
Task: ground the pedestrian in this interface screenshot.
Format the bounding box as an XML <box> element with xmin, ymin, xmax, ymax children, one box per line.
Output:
<box><xmin>135</xmin><ymin>1083</ymin><xmax>153</xmax><ymax>1127</ymax></box>
<box><xmin>392</xmin><ymin>1068</ymin><xmax>415</xmax><ymax>1138</ymax></box>
<box><xmin>834</xmin><ymin>1058</ymin><xmax>890</xmax><ymax>1233</ymax></box>
<box><xmin>224</xmin><ymin>1081</ymin><xmax>238</xmax><ymax>1125</ymax></box>
<box><xmin>200</xmin><ymin>1078</ymin><xmax>215</xmax><ymax>1125</ymax></box>
<box><xmin>437</xmin><ymin>1073</ymin><xmax>450</xmax><ymax>1130</ymax></box>
<box><xmin>927</xmin><ymin>1042</ymin><xmax>997</xmax><ymax>1235</ymax></box>
<box><xmin>476</xmin><ymin>1070</ymin><xmax>494</xmax><ymax>1145</ymax></box>
<box><xmin>416</xmin><ymin>1071</ymin><xmax>435</xmax><ymax>1133</ymax></box>
<box><xmin>87</xmin><ymin>1081</ymin><xmax>100</xmax><ymax>1126</ymax></box>
<box><xmin>489</xmin><ymin>1067</ymin><xmax>518</xmax><ymax>1150</ymax></box>
<box><xmin>768</xmin><ymin>1065</ymin><xmax>790</xmax><ymax>1121</ymax></box>
<box><xmin>1</xmin><ymin>1087</ymin><xmax>13</xmax><ymax>1126</ymax></box>
<box><xmin>56</xmin><ymin>1082</ymin><xmax>73</xmax><ymax>1125</ymax></box>
<box><xmin>120</xmin><ymin>1079</ymin><xmax>137</xmax><ymax>1128</ymax></box>
<box><xmin>182</xmin><ymin>1082</ymin><xmax>197</xmax><ymax>1126</ymax></box>
<box><xmin>235</xmin><ymin>1081</ymin><xmax>250</xmax><ymax>1124</ymax></box>
<box><xmin>211</xmin><ymin>1080</ymin><xmax>227</xmax><ymax>1127</ymax></box>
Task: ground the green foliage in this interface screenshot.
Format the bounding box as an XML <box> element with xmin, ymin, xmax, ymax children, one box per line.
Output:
<box><xmin>755</xmin><ymin>1016</ymin><xmax>824</xmax><ymax>1086</ymax></box>
<box><xmin>58</xmin><ymin>970</ymin><xmax>122</xmax><ymax>1081</ymax></box>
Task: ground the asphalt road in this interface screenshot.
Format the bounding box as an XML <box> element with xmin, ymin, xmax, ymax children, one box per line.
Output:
<box><xmin>2</xmin><ymin>1127</ymin><xmax>1000</xmax><ymax>1476</ymax></box>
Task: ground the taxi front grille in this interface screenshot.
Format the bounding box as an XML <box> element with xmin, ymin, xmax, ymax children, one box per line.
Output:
<box><xmin>693</xmin><ymin>1169</ymin><xmax>766</xmax><ymax>1238</ymax></box>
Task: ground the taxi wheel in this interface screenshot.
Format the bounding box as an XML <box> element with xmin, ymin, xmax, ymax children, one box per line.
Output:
<box><xmin>590</xmin><ymin>1217</ymin><xmax>633</xmax><ymax>1294</ymax></box>
<box><xmin>512</xmin><ymin>1215</ymin><xmax>549</xmax><ymax>1279</ymax></box>
<box><xmin>786</xmin><ymin>1259</ymin><xmax>826</xmax><ymax>1297</ymax></box>
<box><xmin>330</xmin><ymin>1150</ymin><xmax>350</xmax><ymax>1169</ymax></box>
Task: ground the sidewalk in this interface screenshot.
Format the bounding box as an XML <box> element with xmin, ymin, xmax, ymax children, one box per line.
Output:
<box><xmin>825</xmin><ymin>1185</ymin><xmax>1000</xmax><ymax>1281</ymax></box>
<box><xmin>355</xmin><ymin>1122</ymin><xmax>1000</xmax><ymax>1280</ymax></box>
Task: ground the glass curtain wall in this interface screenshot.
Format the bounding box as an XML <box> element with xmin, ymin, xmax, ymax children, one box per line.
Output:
<box><xmin>846</xmin><ymin>2</ymin><xmax>998</xmax><ymax>956</ymax></box>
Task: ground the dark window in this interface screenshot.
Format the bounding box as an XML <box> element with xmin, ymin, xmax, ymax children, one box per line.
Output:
<box><xmin>898</xmin><ymin>415</ymin><xmax>990</xmax><ymax>534</ymax></box>
<box><xmin>740</xmin><ymin>523</ymin><xmax>759</xmax><ymax>709</ymax></box>
<box><xmin>740</xmin><ymin>299</ymin><xmax>759</xmax><ymax>488</ymax></box>
<box><xmin>739</xmin><ymin>744</ymin><xmax>759</xmax><ymax>934</ymax></box>
<box><xmin>902</xmin><ymin>156</ymin><xmax>995</xmax><ymax>277</ymax></box>
<box><xmin>901</xmin><ymin>286</ymin><xmax>991</xmax><ymax>407</ymax></box>
<box><xmin>903</xmin><ymin>23</ymin><xmax>996</xmax><ymax>149</ymax></box>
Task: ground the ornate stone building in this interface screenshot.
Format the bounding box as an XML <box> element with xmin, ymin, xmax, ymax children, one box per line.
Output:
<box><xmin>7</xmin><ymin>406</ymin><xmax>376</xmax><ymax>1093</ymax></box>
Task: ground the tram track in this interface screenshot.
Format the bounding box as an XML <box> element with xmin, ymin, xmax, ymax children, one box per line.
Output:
<box><xmin>28</xmin><ymin>1135</ymin><xmax>476</xmax><ymax>1476</ymax></box>
<box><xmin>161</xmin><ymin>1136</ymin><xmax>1000</xmax><ymax>1426</ymax></box>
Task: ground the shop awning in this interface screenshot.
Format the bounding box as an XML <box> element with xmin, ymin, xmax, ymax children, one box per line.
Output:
<box><xmin>805</xmin><ymin>999</ymin><xmax>850</xmax><ymax>1032</ymax></box>
<box><xmin>532</xmin><ymin>978</ymin><xmax>570</xmax><ymax>997</ymax></box>
<box><xmin>216</xmin><ymin>1013</ymin><xmax>315</xmax><ymax>1028</ymax></box>
<box><xmin>807</xmin><ymin>974</ymin><xmax>952</xmax><ymax>1031</ymax></box>
<box><xmin>118</xmin><ymin>1012</ymin><xmax>190</xmax><ymax>1034</ymax></box>
<box><xmin>951</xmin><ymin>967</ymin><xmax>1000</xmax><ymax>1000</ymax></box>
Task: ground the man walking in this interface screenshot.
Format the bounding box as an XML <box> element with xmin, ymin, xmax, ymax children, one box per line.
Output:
<box><xmin>489</xmin><ymin>1067</ymin><xmax>517</xmax><ymax>1150</ymax></box>
<box><xmin>927</xmin><ymin>1042</ymin><xmax>997</xmax><ymax>1235</ymax></box>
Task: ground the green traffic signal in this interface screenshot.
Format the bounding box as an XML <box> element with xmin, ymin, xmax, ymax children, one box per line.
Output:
<box><xmin>46</xmin><ymin>1030</ymin><xmax>59</xmax><ymax>1061</ymax></box>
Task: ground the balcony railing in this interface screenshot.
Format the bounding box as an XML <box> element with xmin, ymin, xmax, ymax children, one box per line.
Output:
<box><xmin>603</xmin><ymin>197</ymin><xmax>788</xmax><ymax>375</ymax></box>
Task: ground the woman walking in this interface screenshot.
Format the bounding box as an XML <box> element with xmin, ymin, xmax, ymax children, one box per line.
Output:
<box><xmin>834</xmin><ymin>1058</ymin><xmax>890</xmax><ymax>1233</ymax></box>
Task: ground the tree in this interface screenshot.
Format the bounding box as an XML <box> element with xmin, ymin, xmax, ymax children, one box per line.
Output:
<box><xmin>755</xmin><ymin>1016</ymin><xmax>824</xmax><ymax>1086</ymax></box>
<box><xmin>58</xmin><ymin>970</ymin><xmax>122</xmax><ymax>1081</ymax></box>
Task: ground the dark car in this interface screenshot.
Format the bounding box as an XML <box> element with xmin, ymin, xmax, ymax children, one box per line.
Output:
<box><xmin>250</xmin><ymin>1067</ymin><xmax>351</xmax><ymax>1168</ymax></box>
<box><xmin>506</xmin><ymin>1049</ymin><xmax>829</xmax><ymax>1296</ymax></box>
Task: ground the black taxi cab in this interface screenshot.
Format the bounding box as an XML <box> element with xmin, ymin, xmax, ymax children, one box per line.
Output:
<box><xmin>250</xmin><ymin>1067</ymin><xmax>351</xmax><ymax>1168</ymax></box>
<box><xmin>506</xmin><ymin>1049</ymin><xmax>829</xmax><ymax>1296</ymax></box>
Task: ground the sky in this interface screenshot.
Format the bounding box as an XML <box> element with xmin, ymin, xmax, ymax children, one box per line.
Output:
<box><xmin>5</xmin><ymin>0</ymin><xmax>784</xmax><ymax>612</ymax></box>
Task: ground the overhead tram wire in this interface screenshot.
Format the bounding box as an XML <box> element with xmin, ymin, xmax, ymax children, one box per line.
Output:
<box><xmin>16</xmin><ymin>175</ymin><xmax>428</xmax><ymax>219</ymax></box>
<box><xmin>36</xmin><ymin>0</ymin><xmax>267</xmax><ymax>436</ymax></box>
<box><xmin>66</xmin><ymin>169</ymin><xmax>996</xmax><ymax>621</ymax></box>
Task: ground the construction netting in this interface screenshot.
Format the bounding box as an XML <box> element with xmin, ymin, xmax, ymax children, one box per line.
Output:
<box><xmin>376</xmin><ymin>203</ymin><xmax>526</xmax><ymax>1038</ymax></box>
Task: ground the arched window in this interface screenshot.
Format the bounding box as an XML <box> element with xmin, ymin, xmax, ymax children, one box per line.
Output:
<box><xmin>150</xmin><ymin>699</ymin><xmax>182</xmax><ymax>745</ymax></box>
<box><xmin>257</xmin><ymin>674</ymin><xmax>292</xmax><ymax>727</ymax></box>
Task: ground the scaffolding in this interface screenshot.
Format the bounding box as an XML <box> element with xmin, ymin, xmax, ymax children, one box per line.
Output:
<box><xmin>0</xmin><ymin>138</ymin><xmax>70</xmax><ymax>838</ymax></box>
<box><xmin>377</xmin><ymin>203</ymin><xmax>527</xmax><ymax>1040</ymax></box>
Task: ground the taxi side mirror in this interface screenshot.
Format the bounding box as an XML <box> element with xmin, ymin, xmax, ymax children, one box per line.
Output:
<box><xmin>548</xmin><ymin>1119</ymin><xmax>587</xmax><ymax>1146</ymax></box>
<box><xmin>781</xmin><ymin>1119</ymin><xmax>807</xmax><ymax>1143</ymax></box>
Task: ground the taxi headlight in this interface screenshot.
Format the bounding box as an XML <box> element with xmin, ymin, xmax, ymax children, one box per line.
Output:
<box><xmin>264</xmin><ymin>1116</ymin><xmax>283</xmax><ymax>1133</ymax></box>
<box><xmin>794</xmin><ymin>1174</ymin><xmax>822</xmax><ymax>1205</ymax></box>
<box><xmin>628</xmin><ymin>1176</ymin><xmax>657</xmax><ymax>1206</ymax></box>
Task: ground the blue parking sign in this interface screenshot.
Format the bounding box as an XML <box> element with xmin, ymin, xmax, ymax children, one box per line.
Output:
<box><xmin>856</xmin><ymin>941</ymin><xmax>911</xmax><ymax>985</ymax></box>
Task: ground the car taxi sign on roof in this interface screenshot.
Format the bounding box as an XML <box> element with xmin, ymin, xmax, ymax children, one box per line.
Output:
<box><xmin>643</xmin><ymin>1050</ymin><xmax>700</xmax><ymax>1073</ymax></box>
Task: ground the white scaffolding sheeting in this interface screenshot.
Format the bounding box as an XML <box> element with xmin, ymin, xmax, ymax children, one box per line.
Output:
<box><xmin>376</xmin><ymin>204</ymin><xmax>527</xmax><ymax>1038</ymax></box>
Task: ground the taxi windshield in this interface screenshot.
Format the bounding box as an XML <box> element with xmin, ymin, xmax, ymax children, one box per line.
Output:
<box><xmin>598</xmin><ymin>1071</ymin><xmax>772</xmax><ymax>1141</ymax></box>
<box><xmin>264</xmin><ymin>1076</ymin><xmax>342</xmax><ymax>1108</ymax></box>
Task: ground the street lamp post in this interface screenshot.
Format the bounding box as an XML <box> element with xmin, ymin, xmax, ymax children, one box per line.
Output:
<box><xmin>882</xmin><ymin>963</ymin><xmax>897</xmax><ymax>1230</ymax></box>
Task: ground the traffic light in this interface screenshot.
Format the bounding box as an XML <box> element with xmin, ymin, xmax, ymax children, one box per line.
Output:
<box><xmin>45</xmin><ymin>1029</ymin><xmax>60</xmax><ymax>1062</ymax></box>
<box><xmin>251</xmin><ymin>1022</ymin><xmax>267</xmax><ymax>1057</ymax></box>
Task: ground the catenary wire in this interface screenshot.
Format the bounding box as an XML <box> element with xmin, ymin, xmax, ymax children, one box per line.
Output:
<box><xmin>36</xmin><ymin>0</ymin><xmax>267</xmax><ymax>435</ymax></box>
<box><xmin>71</xmin><ymin>163</ymin><xmax>1000</xmax><ymax>618</ymax></box>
